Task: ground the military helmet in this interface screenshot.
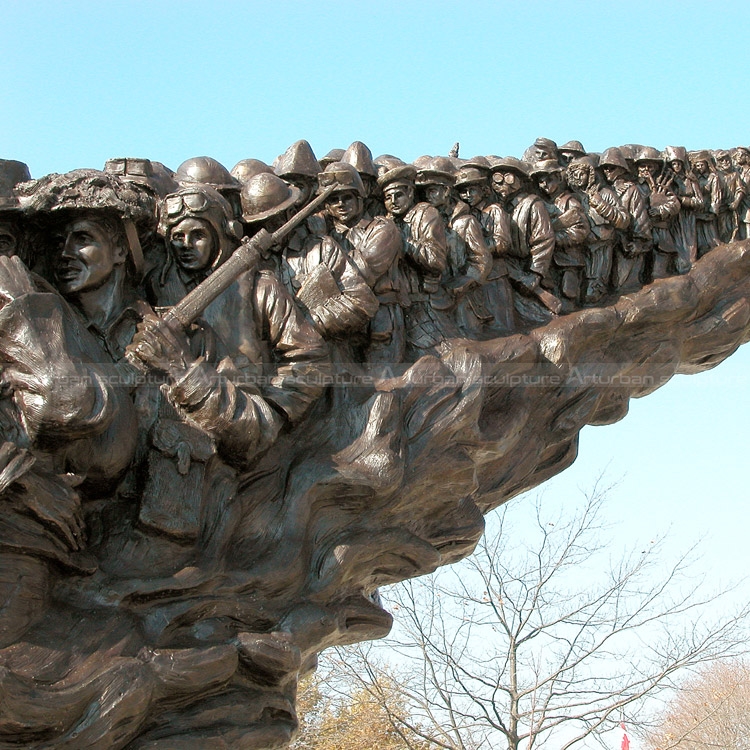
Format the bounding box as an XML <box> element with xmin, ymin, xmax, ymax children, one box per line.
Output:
<box><xmin>104</xmin><ymin>157</ymin><xmax>178</xmax><ymax>199</ymax></box>
<box><xmin>0</xmin><ymin>160</ymin><xmax>31</xmax><ymax>212</ymax></box>
<box><xmin>410</xmin><ymin>155</ymin><xmax>433</xmax><ymax>172</ymax></box>
<box><xmin>488</xmin><ymin>156</ymin><xmax>529</xmax><ymax>180</ymax></box>
<box><xmin>462</xmin><ymin>155</ymin><xmax>491</xmax><ymax>172</ymax></box>
<box><xmin>599</xmin><ymin>148</ymin><xmax>629</xmax><ymax>171</ymax></box>
<box><xmin>342</xmin><ymin>141</ymin><xmax>378</xmax><ymax>178</ymax></box>
<box><xmin>416</xmin><ymin>156</ymin><xmax>457</xmax><ymax>186</ymax></box>
<box><xmin>174</xmin><ymin>156</ymin><xmax>240</xmax><ymax>192</ymax></box>
<box><xmin>455</xmin><ymin>166</ymin><xmax>489</xmax><ymax>187</ymax></box>
<box><xmin>231</xmin><ymin>159</ymin><xmax>273</xmax><ymax>185</ymax></box>
<box><xmin>634</xmin><ymin>146</ymin><xmax>663</xmax><ymax>164</ymax></box>
<box><xmin>319</xmin><ymin>148</ymin><xmax>345</xmax><ymax>169</ymax></box>
<box><xmin>560</xmin><ymin>140</ymin><xmax>586</xmax><ymax>155</ymax></box>
<box><xmin>375</xmin><ymin>156</ymin><xmax>406</xmax><ymax>179</ymax></box>
<box><xmin>23</xmin><ymin>169</ymin><xmax>158</xmax><ymax>279</ymax></box>
<box><xmin>664</xmin><ymin>146</ymin><xmax>687</xmax><ymax>164</ymax></box>
<box><xmin>274</xmin><ymin>140</ymin><xmax>321</xmax><ymax>180</ymax></box>
<box><xmin>240</xmin><ymin>173</ymin><xmax>301</xmax><ymax>224</ymax></box>
<box><xmin>529</xmin><ymin>159</ymin><xmax>564</xmax><ymax>177</ymax></box>
<box><xmin>318</xmin><ymin>162</ymin><xmax>366</xmax><ymax>197</ymax></box>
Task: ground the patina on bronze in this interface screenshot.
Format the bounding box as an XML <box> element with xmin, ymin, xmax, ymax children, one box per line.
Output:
<box><xmin>0</xmin><ymin>141</ymin><xmax>749</xmax><ymax>749</ymax></box>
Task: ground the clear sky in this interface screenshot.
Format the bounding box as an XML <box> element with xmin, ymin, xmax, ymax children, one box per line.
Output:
<box><xmin>3</xmin><ymin>2</ymin><xmax>749</xmax><ymax>744</ymax></box>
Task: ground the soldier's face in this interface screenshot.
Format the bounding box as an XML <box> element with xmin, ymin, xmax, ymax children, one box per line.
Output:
<box><xmin>423</xmin><ymin>184</ymin><xmax>451</xmax><ymax>209</ymax></box>
<box><xmin>169</xmin><ymin>217</ymin><xmax>217</xmax><ymax>272</ymax></box>
<box><xmin>601</xmin><ymin>165</ymin><xmax>623</xmax><ymax>183</ymax></box>
<box><xmin>670</xmin><ymin>160</ymin><xmax>684</xmax><ymax>174</ymax></box>
<box><xmin>383</xmin><ymin>183</ymin><xmax>414</xmax><ymax>217</ymax></box>
<box><xmin>491</xmin><ymin>172</ymin><xmax>519</xmax><ymax>200</ymax></box>
<box><xmin>737</xmin><ymin>150</ymin><xmax>750</xmax><ymax>166</ymax></box>
<box><xmin>534</xmin><ymin>146</ymin><xmax>553</xmax><ymax>161</ymax></box>
<box><xmin>637</xmin><ymin>163</ymin><xmax>658</xmax><ymax>179</ymax></box>
<box><xmin>458</xmin><ymin>183</ymin><xmax>485</xmax><ymax>207</ymax></box>
<box><xmin>694</xmin><ymin>160</ymin><xmax>709</xmax><ymax>175</ymax></box>
<box><xmin>566</xmin><ymin>164</ymin><xmax>590</xmax><ymax>190</ymax></box>
<box><xmin>535</xmin><ymin>172</ymin><xmax>562</xmax><ymax>198</ymax></box>
<box><xmin>0</xmin><ymin>222</ymin><xmax>18</xmax><ymax>258</ymax></box>
<box><xmin>326</xmin><ymin>190</ymin><xmax>361</xmax><ymax>225</ymax></box>
<box><xmin>717</xmin><ymin>156</ymin><xmax>731</xmax><ymax>171</ymax></box>
<box><xmin>56</xmin><ymin>217</ymin><xmax>126</xmax><ymax>295</ymax></box>
<box><xmin>287</xmin><ymin>176</ymin><xmax>315</xmax><ymax>206</ymax></box>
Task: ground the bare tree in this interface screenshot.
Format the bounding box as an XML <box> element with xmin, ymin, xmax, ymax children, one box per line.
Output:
<box><xmin>645</xmin><ymin>658</ymin><xmax>750</xmax><ymax>749</ymax></box>
<box><xmin>326</xmin><ymin>481</ymin><xmax>750</xmax><ymax>750</ymax></box>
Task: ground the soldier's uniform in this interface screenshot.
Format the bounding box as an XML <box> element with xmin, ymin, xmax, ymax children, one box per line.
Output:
<box><xmin>380</xmin><ymin>164</ymin><xmax>454</xmax><ymax>358</ymax></box>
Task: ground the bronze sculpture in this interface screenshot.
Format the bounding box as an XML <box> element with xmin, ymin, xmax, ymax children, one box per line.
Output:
<box><xmin>1</xmin><ymin>138</ymin><xmax>750</xmax><ymax>749</ymax></box>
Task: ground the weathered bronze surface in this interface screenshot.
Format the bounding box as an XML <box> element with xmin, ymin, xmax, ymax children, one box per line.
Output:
<box><xmin>0</xmin><ymin>141</ymin><xmax>748</xmax><ymax>748</ymax></box>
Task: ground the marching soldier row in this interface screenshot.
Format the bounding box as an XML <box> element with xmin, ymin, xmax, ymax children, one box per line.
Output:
<box><xmin>0</xmin><ymin>137</ymin><xmax>744</xmax><ymax>639</ymax></box>
<box><xmin>0</xmin><ymin>136</ymin><xmax>747</xmax><ymax>375</ymax></box>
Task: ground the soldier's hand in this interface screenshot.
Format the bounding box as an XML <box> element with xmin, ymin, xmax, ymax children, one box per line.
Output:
<box><xmin>0</xmin><ymin>255</ymin><xmax>36</xmax><ymax>306</ymax></box>
<box><xmin>648</xmin><ymin>207</ymin><xmax>660</xmax><ymax>218</ymax></box>
<box><xmin>126</xmin><ymin>314</ymin><xmax>196</xmax><ymax>379</ymax></box>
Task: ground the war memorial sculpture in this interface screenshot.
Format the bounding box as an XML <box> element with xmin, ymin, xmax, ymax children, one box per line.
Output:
<box><xmin>0</xmin><ymin>137</ymin><xmax>749</xmax><ymax>748</ymax></box>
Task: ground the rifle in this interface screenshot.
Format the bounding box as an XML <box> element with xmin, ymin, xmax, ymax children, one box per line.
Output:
<box><xmin>507</xmin><ymin>266</ymin><xmax>563</xmax><ymax>315</ymax></box>
<box><xmin>125</xmin><ymin>183</ymin><xmax>337</xmax><ymax>370</ymax></box>
<box><xmin>162</xmin><ymin>183</ymin><xmax>337</xmax><ymax>330</ymax></box>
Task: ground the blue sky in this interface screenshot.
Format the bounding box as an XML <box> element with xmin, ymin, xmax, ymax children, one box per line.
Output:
<box><xmin>3</xmin><ymin>0</ymin><xmax>749</xmax><ymax>668</ymax></box>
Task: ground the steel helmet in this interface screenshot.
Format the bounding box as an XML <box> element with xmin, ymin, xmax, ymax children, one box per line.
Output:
<box><xmin>342</xmin><ymin>141</ymin><xmax>378</xmax><ymax>178</ymax></box>
<box><xmin>274</xmin><ymin>140</ymin><xmax>321</xmax><ymax>180</ymax></box>
<box><xmin>174</xmin><ymin>156</ymin><xmax>240</xmax><ymax>192</ymax></box>
<box><xmin>317</xmin><ymin>162</ymin><xmax>366</xmax><ymax>197</ymax></box>
<box><xmin>0</xmin><ymin>160</ymin><xmax>31</xmax><ymax>212</ymax></box>
<box><xmin>599</xmin><ymin>148</ymin><xmax>629</xmax><ymax>171</ymax></box>
<box><xmin>240</xmin><ymin>173</ymin><xmax>301</xmax><ymax>224</ymax></box>
<box><xmin>231</xmin><ymin>159</ymin><xmax>273</xmax><ymax>185</ymax></box>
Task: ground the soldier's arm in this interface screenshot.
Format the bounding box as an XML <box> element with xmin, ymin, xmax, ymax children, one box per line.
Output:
<box><xmin>462</xmin><ymin>215</ymin><xmax>491</xmax><ymax>282</ymax></box>
<box><xmin>654</xmin><ymin>190</ymin><xmax>681</xmax><ymax>221</ymax></box>
<box><xmin>528</xmin><ymin>199</ymin><xmax>555</xmax><ymax>278</ymax></box>
<box><xmin>485</xmin><ymin>204</ymin><xmax>512</xmax><ymax>256</ymax></box>
<box><xmin>590</xmin><ymin>189</ymin><xmax>630</xmax><ymax>231</ymax></box>
<box><xmin>554</xmin><ymin>199</ymin><xmax>590</xmax><ymax>248</ymax></box>
<box><xmin>163</xmin><ymin>273</ymin><xmax>330</xmax><ymax>470</ymax></box>
<box><xmin>356</xmin><ymin>218</ymin><xmax>402</xmax><ymax>286</ymax></box>
<box><xmin>302</xmin><ymin>237</ymin><xmax>378</xmax><ymax>338</ymax></box>
<box><xmin>402</xmin><ymin>205</ymin><xmax>447</xmax><ymax>277</ymax></box>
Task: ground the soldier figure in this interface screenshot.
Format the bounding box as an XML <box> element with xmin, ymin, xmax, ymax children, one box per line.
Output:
<box><xmin>319</xmin><ymin>162</ymin><xmax>404</xmax><ymax>371</ymax></box>
<box><xmin>174</xmin><ymin>156</ymin><xmax>243</xmax><ymax>221</ymax></box>
<box><xmin>522</xmin><ymin>137</ymin><xmax>559</xmax><ymax>164</ymax></box>
<box><xmin>132</xmin><ymin>183</ymin><xmax>329</xmax><ymax>555</ymax></box>
<box><xmin>490</xmin><ymin>157</ymin><xmax>556</xmax><ymax>326</ymax></box>
<box><xmin>231</xmin><ymin>158</ymin><xmax>274</xmax><ymax>185</ymax></box>
<box><xmin>530</xmin><ymin>160</ymin><xmax>589</xmax><ymax>309</ymax></box>
<box><xmin>599</xmin><ymin>147</ymin><xmax>651</xmax><ymax>293</ymax></box>
<box><xmin>240</xmin><ymin>172</ymin><xmax>377</xmax><ymax>343</ymax></box>
<box><xmin>733</xmin><ymin>146</ymin><xmax>750</xmax><ymax>240</ymax></box>
<box><xmin>634</xmin><ymin>148</ymin><xmax>681</xmax><ymax>280</ymax></box>
<box><xmin>714</xmin><ymin>149</ymin><xmax>745</xmax><ymax>243</ymax></box>
<box><xmin>342</xmin><ymin>141</ymin><xmax>384</xmax><ymax>218</ymax></box>
<box><xmin>690</xmin><ymin>151</ymin><xmax>722</xmax><ymax>257</ymax></box>
<box><xmin>274</xmin><ymin>139</ymin><xmax>322</xmax><ymax>208</ymax></box>
<box><xmin>0</xmin><ymin>160</ymin><xmax>31</xmax><ymax>262</ymax></box>
<box><xmin>565</xmin><ymin>155</ymin><xmax>629</xmax><ymax>303</ymax></box>
<box><xmin>559</xmin><ymin>141</ymin><xmax>586</xmax><ymax>167</ymax></box>
<box><xmin>379</xmin><ymin>162</ymin><xmax>455</xmax><ymax>357</ymax></box>
<box><xmin>664</xmin><ymin>146</ymin><xmax>703</xmax><ymax>272</ymax></box>
<box><xmin>416</xmin><ymin>157</ymin><xmax>494</xmax><ymax>338</ymax></box>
